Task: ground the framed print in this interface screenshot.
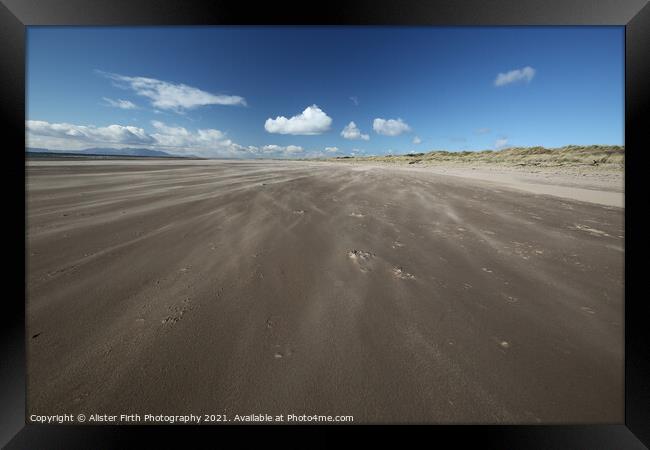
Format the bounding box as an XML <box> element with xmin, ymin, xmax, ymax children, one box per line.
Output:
<box><xmin>1</xmin><ymin>0</ymin><xmax>649</xmax><ymax>447</ymax></box>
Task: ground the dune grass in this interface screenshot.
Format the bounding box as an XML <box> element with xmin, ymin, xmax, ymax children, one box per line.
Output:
<box><xmin>330</xmin><ymin>145</ymin><xmax>624</xmax><ymax>169</ymax></box>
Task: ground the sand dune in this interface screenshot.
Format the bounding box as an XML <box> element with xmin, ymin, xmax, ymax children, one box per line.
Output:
<box><xmin>27</xmin><ymin>159</ymin><xmax>623</xmax><ymax>423</ymax></box>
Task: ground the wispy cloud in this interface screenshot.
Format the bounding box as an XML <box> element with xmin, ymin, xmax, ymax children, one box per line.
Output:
<box><xmin>349</xmin><ymin>96</ymin><xmax>359</xmax><ymax>106</ymax></box>
<box><xmin>475</xmin><ymin>127</ymin><xmax>491</xmax><ymax>135</ymax></box>
<box><xmin>325</xmin><ymin>146</ymin><xmax>339</xmax><ymax>153</ymax></box>
<box><xmin>97</xmin><ymin>70</ymin><xmax>246</xmax><ymax>112</ymax></box>
<box><xmin>373</xmin><ymin>118</ymin><xmax>411</xmax><ymax>136</ymax></box>
<box><xmin>494</xmin><ymin>137</ymin><xmax>509</xmax><ymax>149</ymax></box>
<box><xmin>264</xmin><ymin>105</ymin><xmax>332</xmax><ymax>135</ymax></box>
<box><xmin>341</xmin><ymin>121</ymin><xmax>369</xmax><ymax>140</ymax></box>
<box><xmin>412</xmin><ymin>136</ymin><xmax>422</xmax><ymax>144</ymax></box>
<box><xmin>494</xmin><ymin>66</ymin><xmax>536</xmax><ymax>87</ymax></box>
<box><xmin>102</xmin><ymin>97</ymin><xmax>137</xmax><ymax>110</ymax></box>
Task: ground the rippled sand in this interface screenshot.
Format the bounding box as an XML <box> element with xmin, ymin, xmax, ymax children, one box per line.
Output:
<box><xmin>27</xmin><ymin>159</ymin><xmax>623</xmax><ymax>423</ymax></box>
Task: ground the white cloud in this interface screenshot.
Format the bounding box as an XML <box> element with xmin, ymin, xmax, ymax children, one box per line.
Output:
<box><xmin>261</xmin><ymin>144</ymin><xmax>282</xmax><ymax>153</ymax></box>
<box><xmin>102</xmin><ymin>97</ymin><xmax>137</xmax><ymax>110</ymax></box>
<box><xmin>264</xmin><ymin>105</ymin><xmax>332</xmax><ymax>135</ymax></box>
<box><xmin>412</xmin><ymin>136</ymin><xmax>422</xmax><ymax>144</ymax></box>
<box><xmin>285</xmin><ymin>145</ymin><xmax>304</xmax><ymax>154</ymax></box>
<box><xmin>261</xmin><ymin>144</ymin><xmax>303</xmax><ymax>153</ymax></box>
<box><xmin>475</xmin><ymin>127</ymin><xmax>491</xmax><ymax>135</ymax></box>
<box><xmin>98</xmin><ymin>71</ymin><xmax>246</xmax><ymax>112</ymax></box>
<box><xmin>373</xmin><ymin>118</ymin><xmax>411</xmax><ymax>136</ymax></box>
<box><xmin>495</xmin><ymin>138</ymin><xmax>509</xmax><ymax>149</ymax></box>
<box><xmin>494</xmin><ymin>66</ymin><xmax>536</xmax><ymax>87</ymax></box>
<box><xmin>260</xmin><ymin>144</ymin><xmax>304</xmax><ymax>157</ymax></box>
<box><xmin>149</xmin><ymin>120</ymin><xmax>233</xmax><ymax>151</ymax></box>
<box><xmin>341</xmin><ymin>121</ymin><xmax>369</xmax><ymax>140</ymax></box>
<box><xmin>349</xmin><ymin>96</ymin><xmax>359</xmax><ymax>106</ymax></box>
<box><xmin>26</xmin><ymin>120</ymin><xmax>154</xmax><ymax>146</ymax></box>
<box><xmin>27</xmin><ymin>120</ymin><xmax>338</xmax><ymax>160</ymax></box>
<box><xmin>26</xmin><ymin>119</ymin><xmax>250</xmax><ymax>158</ymax></box>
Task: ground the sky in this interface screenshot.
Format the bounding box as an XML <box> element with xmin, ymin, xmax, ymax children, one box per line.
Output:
<box><xmin>26</xmin><ymin>26</ymin><xmax>624</xmax><ymax>158</ymax></box>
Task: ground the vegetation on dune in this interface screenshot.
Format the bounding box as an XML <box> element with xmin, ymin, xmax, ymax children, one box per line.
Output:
<box><xmin>331</xmin><ymin>145</ymin><xmax>624</xmax><ymax>169</ymax></box>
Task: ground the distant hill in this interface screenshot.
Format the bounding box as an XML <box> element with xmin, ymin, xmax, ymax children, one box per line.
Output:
<box><xmin>25</xmin><ymin>147</ymin><xmax>199</xmax><ymax>158</ymax></box>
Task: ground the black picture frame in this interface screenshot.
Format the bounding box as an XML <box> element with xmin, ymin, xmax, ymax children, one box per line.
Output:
<box><xmin>2</xmin><ymin>0</ymin><xmax>648</xmax><ymax>447</ymax></box>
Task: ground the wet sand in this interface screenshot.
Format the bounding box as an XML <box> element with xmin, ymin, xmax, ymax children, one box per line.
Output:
<box><xmin>27</xmin><ymin>159</ymin><xmax>624</xmax><ymax>423</ymax></box>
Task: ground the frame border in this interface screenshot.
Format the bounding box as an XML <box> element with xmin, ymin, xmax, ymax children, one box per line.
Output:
<box><xmin>2</xmin><ymin>0</ymin><xmax>648</xmax><ymax>447</ymax></box>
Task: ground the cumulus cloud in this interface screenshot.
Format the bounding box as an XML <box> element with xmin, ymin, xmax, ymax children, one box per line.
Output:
<box><xmin>27</xmin><ymin>119</ymin><xmax>338</xmax><ymax>160</ymax></box>
<box><xmin>97</xmin><ymin>71</ymin><xmax>246</xmax><ymax>112</ymax></box>
<box><xmin>264</xmin><ymin>105</ymin><xmax>332</xmax><ymax>135</ymax></box>
<box><xmin>261</xmin><ymin>144</ymin><xmax>283</xmax><ymax>153</ymax></box>
<box><xmin>149</xmin><ymin>120</ymin><xmax>234</xmax><ymax>151</ymax></box>
<box><xmin>259</xmin><ymin>144</ymin><xmax>305</xmax><ymax>157</ymax></box>
<box><xmin>373</xmin><ymin>118</ymin><xmax>411</xmax><ymax>136</ymax></box>
<box><xmin>102</xmin><ymin>97</ymin><xmax>137</xmax><ymax>110</ymax></box>
<box><xmin>262</xmin><ymin>144</ymin><xmax>303</xmax><ymax>153</ymax></box>
<box><xmin>495</xmin><ymin>137</ymin><xmax>509</xmax><ymax>149</ymax></box>
<box><xmin>26</xmin><ymin>119</ymin><xmax>251</xmax><ymax>157</ymax></box>
<box><xmin>341</xmin><ymin>121</ymin><xmax>369</xmax><ymax>140</ymax></box>
<box><xmin>285</xmin><ymin>145</ymin><xmax>304</xmax><ymax>154</ymax></box>
<box><xmin>412</xmin><ymin>136</ymin><xmax>422</xmax><ymax>145</ymax></box>
<box><xmin>26</xmin><ymin>120</ymin><xmax>154</xmax><ymax>146</ymax></box>
<box><xmin>494</xmin><ymin>66</ymin><xmax>536</xmax><ymax>87</ymax></box>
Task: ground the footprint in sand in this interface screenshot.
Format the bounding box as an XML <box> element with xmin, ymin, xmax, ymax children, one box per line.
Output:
<box><xmin>272</xmin><ymin>342</ymin><xmax>294</xmax><ymax>359</ymax></box>
<box><xmin>292</xmin><ymin>209</ymin><xmax>306</xmax><ymax>215</ymax></box>
<box><xmin>162</xmin><ymin>298</ymin><xmax>192</xmax><ymax>325</ymax></box>
<box><xmin>274</xmin><ymin>348</ymin><xmax>294</xmax><ymax>359</ymax></box>
<box><xmin>580</xmin><ymin>306</ymin><xmax>596</xmax><ymax>315</ymax></box>
<box><xmin>392</xmin><ymin>266</ymin><xmax>415</xmax><ymax>280</ymax></box>
<box><xmin>348</xmin><ymin>249</ymin><xmax>375</xmax><ymax>272</ymax></box>
<box><xmin>349</xmin><ymin>212</ymin><xmax>365</xmax><ymax>218</ymax></box>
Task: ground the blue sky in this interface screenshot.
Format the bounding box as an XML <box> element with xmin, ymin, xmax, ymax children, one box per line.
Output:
<box><xmin>26</xmin><ymin>26</ymin><xmax>624</xmax><ymax>158</ymax></box>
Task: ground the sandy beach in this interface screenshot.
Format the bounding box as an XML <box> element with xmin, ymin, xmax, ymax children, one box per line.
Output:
<box><xmin>27</xmin><ymin>159</ymin><xmax>624</xmax><ymax>424</ymax></box>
